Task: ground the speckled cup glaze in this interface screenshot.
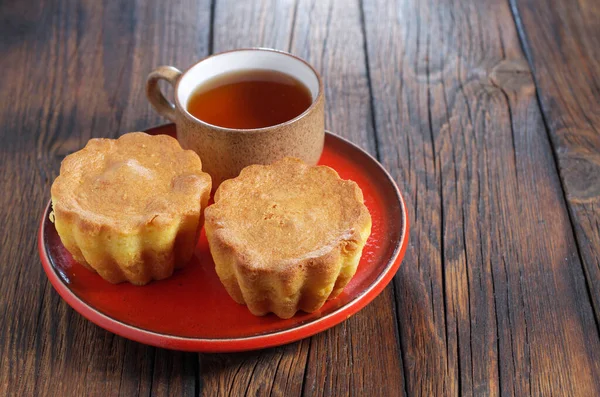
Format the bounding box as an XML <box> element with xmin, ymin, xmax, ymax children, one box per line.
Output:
<box><xmin>146</xmin><ymin>48</ymin><xmax>325</xmax><ymax>187</ymax></box>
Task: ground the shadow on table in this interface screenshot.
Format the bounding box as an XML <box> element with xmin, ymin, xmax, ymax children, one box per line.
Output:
<box><xmin>198</xmin><ymin>342</ymin><xmax>306</xmax><ymax>393</ymax></box>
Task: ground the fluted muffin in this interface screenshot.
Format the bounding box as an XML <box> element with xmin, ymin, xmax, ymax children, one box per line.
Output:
<box><xmin>204</xmin><ymin>157</ymin><xmax>371</xmax><ymax>319</ymax></box>
<box><xmin>50</xmin><ymin>132</ymin><xmax>211</xmax><ymax>285</ymax></box>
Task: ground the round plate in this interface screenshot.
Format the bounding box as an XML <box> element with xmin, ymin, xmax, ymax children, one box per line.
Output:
<box><xmin>38</xmin><ymin>124</ymin><xmax>409</xmax><ymax>352</ymax></box>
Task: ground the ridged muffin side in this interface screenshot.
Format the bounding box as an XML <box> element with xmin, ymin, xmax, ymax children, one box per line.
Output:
<box><xmin>205</xmin><ymin>158</ymin><xmax>371</xmax><ymax>319</ymax></box>
<box><xmin>50</xmin><ymin>132</ymin><xmax>211</xmax><ymax>285</ymax></box>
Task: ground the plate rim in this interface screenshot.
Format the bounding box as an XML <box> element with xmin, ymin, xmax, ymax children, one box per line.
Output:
<box><xmin>38</xmin><ymin>126</ymin><xmax>410</xmax><ymax>352</ymax></box>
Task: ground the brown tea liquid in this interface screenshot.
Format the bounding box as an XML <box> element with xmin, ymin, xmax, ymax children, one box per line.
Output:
<box><xmin>186</xmin><ymin>69</ymin><xmax>313</xmax><ymax>129</ymax></box>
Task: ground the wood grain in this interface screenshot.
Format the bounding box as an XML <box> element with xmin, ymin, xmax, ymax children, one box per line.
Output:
<box><xmin>2</xmin><ymin>0</ymin><xmax>600</xmax><ymax>395</ymax></box>
<box><xmin>511</xmin><ymin>0</ymin><xmax>600</xmax><ymax>333</ymax></box>
<box><xmin>199</xmin><ymin>341</ymin><xmax>309</xmax><ymax>396</ymax></box>
<box><xmin>0</xmin><ymin>0</ymin><xmax>210</xmax><ymax>395</ymax></box>
<box><xmin>362</xmin><ymin>0</ymin><xmax>600</xmax><ymax>395</ymax></box>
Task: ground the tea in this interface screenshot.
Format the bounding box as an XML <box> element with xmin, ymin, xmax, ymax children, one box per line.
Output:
<box><xmin>186</xmin><ymin>69</ymin><xmax>313</xmax><ymax>129</ymax></box>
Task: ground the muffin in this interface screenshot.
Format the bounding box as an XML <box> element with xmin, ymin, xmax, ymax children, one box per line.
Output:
<box><xmin>204</xmin><ymin>157</ymin><xmax>371</xmax><ymax>319</ymax></box>
<box><xmin>50</xmin><ymin>132</ymin><xmax>211</xmax><ymax>285</ymax></box>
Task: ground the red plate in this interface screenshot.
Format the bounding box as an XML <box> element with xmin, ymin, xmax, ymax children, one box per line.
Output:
<box><xmin>38</xmin><ymin>124</ymin><xmax>409</xmax><ymax>352</ymax></box>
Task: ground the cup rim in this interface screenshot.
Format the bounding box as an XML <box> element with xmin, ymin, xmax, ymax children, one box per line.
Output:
<box><xmin>173</xmin><ymin>48</ymin><xmax>324</xmax><ymax>133</ymax></box>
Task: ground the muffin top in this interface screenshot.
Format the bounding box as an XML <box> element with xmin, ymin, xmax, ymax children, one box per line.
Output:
<box><xmin>51</xmin><ymin>132</ymin><xmax>211</xmax><ymax>231</ymax></box>
<box><xmin>205</xmin><ymin>158</ymin><xmax>371</xmax><ymax>268</ymax></box>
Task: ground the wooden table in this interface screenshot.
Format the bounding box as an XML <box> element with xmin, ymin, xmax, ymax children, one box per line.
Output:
<box><xmin>2</xmin><ymin>0</ymin><xmax>599</xmax><ymax>395</ymax></box>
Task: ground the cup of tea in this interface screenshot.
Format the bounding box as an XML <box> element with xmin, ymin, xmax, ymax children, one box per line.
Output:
<box><xmin>146</xmin><ymin>48</ymin><xmax>325</xmax><ymax>187</ymax></box>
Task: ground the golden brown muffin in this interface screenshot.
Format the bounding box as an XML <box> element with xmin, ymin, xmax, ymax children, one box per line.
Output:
<box><xmin>204</xmin><ymin>158</ymin><xmax>371</xmax><ymax>319</ymax></box>
<box><xmin>50</xmin><ymin>132</ymin><xmax>211</xmax><ymax>285</ymax></box>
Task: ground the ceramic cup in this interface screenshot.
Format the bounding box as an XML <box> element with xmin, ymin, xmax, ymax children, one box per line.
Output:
<box><xmin>146</xmin><ymin>48</ymin><xmax>325</xmax><ymax>187</ymax></box>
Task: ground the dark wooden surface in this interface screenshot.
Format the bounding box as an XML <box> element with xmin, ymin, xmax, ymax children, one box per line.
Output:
<box><xmin>1</xmin><ymin>0</ymin><xmax>599</xmax><ymax>395</ymax></box>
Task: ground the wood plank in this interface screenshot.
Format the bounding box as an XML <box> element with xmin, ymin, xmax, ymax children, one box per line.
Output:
<box><xmin>362</xmin><ymin>0</ymin><xmax>600</xmax><ymax>395</ymax></box>
<box><xmin>511</xmin><ymin>0</ymin><xmax>600</xmax><ymax>331</ymax></box>
<box><xmin>199</xmin><ymin>341</ymin><xmax>309</xmax><ymax>396</ymax></box>
<box><xmin>0</xmin><ymin>0</ymin><xmax>210</xmax><ymax>394</ymax></box>
<box><xmin>199</xmin><ymin>0</ymin><xmax>405</xmax><ymax>395</ymax></box>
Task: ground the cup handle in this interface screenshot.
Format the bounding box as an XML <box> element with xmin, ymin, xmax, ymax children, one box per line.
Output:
<box><xmin>146</xmin><ymin>66</ymin><xmax>183</xmax><ymax>123</ymax></box>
